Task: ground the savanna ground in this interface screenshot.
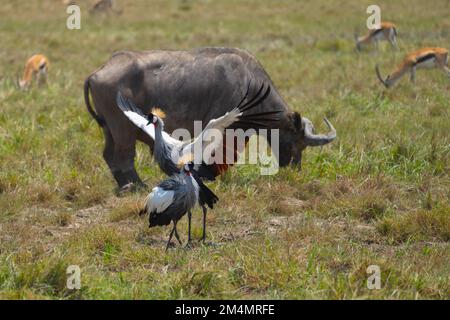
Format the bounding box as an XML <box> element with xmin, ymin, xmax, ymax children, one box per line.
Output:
<box><xmin>0</xmin><ymin>0</ymin><xmax>449</xmax><ymax>299</ymax></box>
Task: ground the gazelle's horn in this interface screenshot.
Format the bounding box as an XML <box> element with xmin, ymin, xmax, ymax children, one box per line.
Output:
<box><xmin>375</xmin><ymin>65</ymin><xmax>389</xmax><ymax>88</ymax></box>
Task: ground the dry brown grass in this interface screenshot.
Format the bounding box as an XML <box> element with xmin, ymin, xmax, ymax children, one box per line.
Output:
<box><xmin>0</xmin><ymin>0</ymin><xmax>449</xmax><ymax>299</ymax></box>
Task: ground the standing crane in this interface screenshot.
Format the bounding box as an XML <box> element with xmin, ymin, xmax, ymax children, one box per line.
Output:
<box><xmin>141</xmin><ymin>159</ymin><xmax>216</xmax><ymax>250</ymax></box>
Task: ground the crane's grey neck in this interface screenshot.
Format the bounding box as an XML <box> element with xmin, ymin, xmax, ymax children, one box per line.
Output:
<box><xmin>180</xmin><ymin>171</ymin><xmax>199</xmax><ymax>209</ymax></box>
<box><xmin>154</xmin><ymin>123</ymin><xmax>163</xmax><ymax>139</ymax></box>
<box><xmin>153</xmin><ymin>124</ymin><xmax>179</xmax><ymax>176</ymax></box>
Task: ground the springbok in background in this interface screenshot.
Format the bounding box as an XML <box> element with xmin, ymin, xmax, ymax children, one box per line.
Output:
<box><xmin>376</xmin><ymin>47</ymin><xmax>450</xmax><ymax>88</ymax></box>
<box><xmin>90</xmin><ymin>0</ymin><xmax>121</xmax><ymax>14</ymax></box>
<box><xmin>18</xmin><ymin>54</ymin><xmax>49</xmax><ymax>90</ymax></box>
<box><xmin>355</xmin><ymin>21</ymin><xmax>398</xmax><ymax>51</ymax></box>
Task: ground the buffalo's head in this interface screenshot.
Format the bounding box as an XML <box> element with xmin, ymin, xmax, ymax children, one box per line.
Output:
<box><xmin>277</xmin><ymin>111</ymin><xmax>336</xmax><ymax>167</ymax></box>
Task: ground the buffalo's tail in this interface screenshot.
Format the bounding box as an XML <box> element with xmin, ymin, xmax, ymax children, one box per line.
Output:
<box><xmin>84</xmin><ymin>77</ymin><xmax>105</xmax><ymax>127</ymax></box>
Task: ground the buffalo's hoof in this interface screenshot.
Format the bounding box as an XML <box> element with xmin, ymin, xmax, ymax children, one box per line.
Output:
<box><xmin>117</xmin><ymin>182</ymin><xmax>137</xmax><ymax>195</ymax></box>
<box><xmin>116</xmin><ymin>182</ymin><xmax>147</xmax><ymax>195</ymax></box>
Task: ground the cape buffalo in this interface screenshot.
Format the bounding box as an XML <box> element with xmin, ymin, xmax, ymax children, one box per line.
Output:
<box><xmin>84</xmin><ymin>47</ymin><xmax>336</xmax><ymax>190</ymax></box>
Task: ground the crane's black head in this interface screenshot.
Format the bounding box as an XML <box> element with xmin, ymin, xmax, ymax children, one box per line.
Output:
<box><xmin>182</xmin><ymin>161</ymin><xmax>195</xmax><ymax>175</ymax></box>
<box><xmin>147</xmin><ymin>108</ymin><xmax>166</xmax><ymax>127</ymax></box>
<box><xmin>146</xmin><ymin>113</ymin><xmax>159</xmax><ymax>126</ymax></box>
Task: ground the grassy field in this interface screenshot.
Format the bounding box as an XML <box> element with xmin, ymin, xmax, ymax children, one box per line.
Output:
<box><xmin>0</xmin><ymin>0</ymin><xmax>449</xmax><ymax>299</ymax></box>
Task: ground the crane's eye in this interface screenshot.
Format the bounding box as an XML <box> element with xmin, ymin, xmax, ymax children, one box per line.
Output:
<box><xmin>184</xmin><ymin>164</ymin><xmax>190</xmax><ymax>171</ymax></box>
<box><xmin>152</xmin><ymin>116</ymin><xmax>158</xmax><ymax>124</ymax></box>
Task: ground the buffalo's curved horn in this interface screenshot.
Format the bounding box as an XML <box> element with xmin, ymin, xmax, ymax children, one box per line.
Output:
<box><xmin>303</xmin><ymin>117</ymin><xmax>336</xmax><ymax>146</ymax></box>
<box><xmin>375</xmin><ymin>65</ymin><xmax>388</xmax><ymax>88</ymax></box>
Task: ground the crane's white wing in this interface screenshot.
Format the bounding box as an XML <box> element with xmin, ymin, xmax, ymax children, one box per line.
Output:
<box><xmin>116</xmin><ymin>91</ymin><xmax>181</xmax><ymax>147</ymax></box>
<box><xmin>183</xmin><ymin>107</ymin><xmax>242</xmax><ymax>164</ymax></box>
<box><xmin>122</xmin><ymin>110</ymin><xmax>156</xmax><ymax>139</ymax></box>
<box><xmin>123</xmin><ymin>109</ymin><xmax>182</xmax><ymax>147</ymax></box>
<box><xmin>146</xmin><ymin>187</ymin><xmax>174</xmax><ymax>213</ymax></box>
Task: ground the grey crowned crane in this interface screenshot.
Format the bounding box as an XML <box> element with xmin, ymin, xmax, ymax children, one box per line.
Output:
<box><xmin>116</xmin><ymin>82</ymin><xmax>280</xmax><ymax>242</ymax></box>
<box><xmin>141</xmin><ymin>158</ymin><xmax>216</xmax><ymax>250</ymax></box>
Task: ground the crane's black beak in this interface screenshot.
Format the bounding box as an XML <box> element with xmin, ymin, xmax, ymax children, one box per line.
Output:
<box><xmin>147</xmin><ymin>113</ymin><xmax>154</xmax><ymax>126</ymax></box>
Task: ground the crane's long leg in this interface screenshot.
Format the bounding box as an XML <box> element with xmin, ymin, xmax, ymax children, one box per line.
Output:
<box><xmin>201</xmin><ymin>205</ymin><xmax>207</xmax><ymax>243</ymax></box>
<box><xmin>186</xmin><ymin>210</ymin><xmax>193</xmax><ymax>246</ymax></box>
<box><xmin>174</xmin><ymin>222</ymin><xmax>183</xmax><ymax>245</ymax></box>
<box><xmin>165</xmin><ymin>222</ymin><xmax>177</xmax><ymax>251</ymax></box>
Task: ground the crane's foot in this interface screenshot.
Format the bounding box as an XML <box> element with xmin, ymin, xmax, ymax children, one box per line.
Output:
<box><xmin>184</xmin><ymin>240</ymin><xmax>193</xmax><ymax>249</ymax></box>
<box><xmin>200</xmin><ymin>241</ymin><xmax>221</xmax><ymax>248</ymax></box>
<box><xmin>165</xmin><ymin>241</ymin><xmax>176</xmax><ymax>252</ymax></box>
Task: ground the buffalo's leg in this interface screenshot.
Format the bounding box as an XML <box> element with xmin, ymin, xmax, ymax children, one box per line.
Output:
<box><xmin>102</xmin><ymin>125</ymin><xmax>128</xmax><ymax>187</ymax></box>
<box><xmin>137</xmin><ymin>131</ymin><xmax>155</xmax><ymax>153</ymax></box>
<box><xmin>112</xmin><ymin>134</ymin><xmax>145</xmax><ymax>190</ymax></box>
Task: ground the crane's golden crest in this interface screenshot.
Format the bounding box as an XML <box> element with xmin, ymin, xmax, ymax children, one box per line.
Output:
<box><xmin>151</xmin><ymin>107</ymin><xmax>166</xmax><ymax>119</ymax></box>
<box><xmin>177</xmin><ymin>153</ymin><xmax>194</xmax><ymax>168</ymax></box>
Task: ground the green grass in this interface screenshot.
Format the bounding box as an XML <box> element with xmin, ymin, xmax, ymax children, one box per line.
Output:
<box><xmin>0</xmin><ymin>0</ymin><xmax>449</xmax><ymax>299</ymax></box>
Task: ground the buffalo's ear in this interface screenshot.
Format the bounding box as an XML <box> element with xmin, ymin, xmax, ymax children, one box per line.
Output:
<box><xmin>288</xmin><ymin>111</ymin><xmax>302</xmax><ymax>133</ymax></box>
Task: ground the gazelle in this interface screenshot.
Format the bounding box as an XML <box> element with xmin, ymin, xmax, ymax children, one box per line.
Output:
<box><xmin>90</xmin><ymin>0</ymin><xmax>120</xmax><ymax>14</ymax></box>
<box><xmin>355</xmin><ymin>21</ymin><xmax>397</xmax><ymax>51</ymax></box>
<box><xmin>376</xmin><ymin>47</ymin><xmax>450</xmax><ymax>88</ymax></box>
<box><xmin>18</xmin><ymin>54</ymin><xmax>49</xmax><ymax>90</ymax></box>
